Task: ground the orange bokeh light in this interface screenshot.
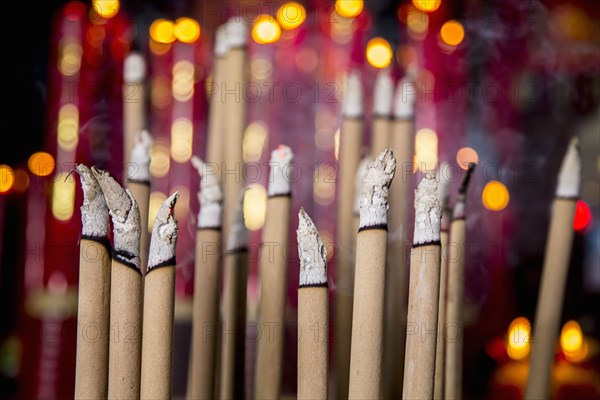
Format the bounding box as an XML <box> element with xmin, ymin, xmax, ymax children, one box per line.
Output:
<box><xmin>456</xmin><ymin>147</ymin><xmax>479</xmax><ymax>170</ymax></box>
<box><xmin>440</xmin><ymin>20</ymin><xmax>465</xmax><ymax>46</ymax></box>
<box><xmin>28</xmin><ymin>152</ymin><xmax>55</xmax><ymax>177</ymax></box>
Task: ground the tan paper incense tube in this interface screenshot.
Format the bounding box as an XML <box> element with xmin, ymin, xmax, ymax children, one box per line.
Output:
<box><xmin>74</xmin><ymin>165</ymin><xmax>111</xmax><ymax>399</ymax></box>
<box><xmin>126</xmin><ymin>130</ymin><xmax>152</xmax><ymax>274</ymax></box>
<box><xmin>402</xmin><ymin>173</ymin><xmax>442</xmax><ymax>400</ymax></box>
<box><xmin>222</xmin><ymin>20</ymin><xmax>248</xmax><ymax>242</ymax></box>
<box><xmin>526</xmin><ymin>138</ymin><xmax>580</xmax><ymax>400</ymax></box>
<box><xmin>123</xmin><ymin>53</ymin><xmax>146</xmax><ymax>178</ymax></box>
<box><xmin>445</xmin><ymin>163</ymin><xmax>475</xmax><ymax>400</ymax></box>
<box><xmin>254</xmin><ymin>146</ymin><xmax>293</xmax><ymax>400</ymax></box>
<box><xmin>382</xmin><ymin>71</ymin><xmax>417</xmax><ymax>398</ymax></box>
<box><xmin>140</xmin><ymin>193</ymin><xmax>179</xmax><ymax>399</ymax></box>
<box><xmin>351</xmin><ymin>158</ymin><xmax>370</xmax><ymax>256</ymax></box>
<box><xmin>220</xmin><ymin>195</ymin><xmax>249</xmax><ymax>400</ymax></box>
<box><xmin>348</xmin><ymin>149</ymin><xmax>396</xmax><ymax>400</ymax></box>
<box><xmin>335</xmin><ymin>71</ymin><xmax>364</xmax><ymax>400</ymax></box>
<box><xmin>189</xmin><ymin>157</ymin><xmax>224</xmax><ymax>400</ymax></box>
<box><xmin>370</xmin><ymin>68</ymin><xmax>393</xmax><ymax>158</ymax></box>
<box><xmin>297</xmin><ymin>209</ymin><xmax>329</xmax><ymax>400</ymax></box>
<box><xmin>92</xmin><ymin>167</ymin><xmax>143</xmax><ymax>400</ymax></box>
<box><xmin>206</xmin><ymin>25</ymin><xmax>228</xmax><ymax>165</ymax></box>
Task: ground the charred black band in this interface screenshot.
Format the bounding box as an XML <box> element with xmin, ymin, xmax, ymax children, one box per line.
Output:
<box><xmin>358</xmin><ymin>224</ymin><xmax>388</xmax><ymax>233</ymax></box>
<box><xmin>81</xmin><ymin>235</ymin><xmax>111</xmax><ymax>254</ymax></box>
<box><xmin>112</xmin><ymin>250</ymin><xmax>142</xmax><ymax>274</ymax></box>
<box><xmin>412</xmin><ymin>240</ymin><xmax>442</xmax><ymax>249</ymax></box>
<box><xmin>299</xmin><ymin>282</ymin><xmax>328</xmax><ymax>289</ymax></box>
<box><xmin>126</xmin><ymin>179</ymin><xmax>151</xmax><ymax>186</ymax></box>
<box><xmin>268</xmin><ymin>193</ymin><xmax>291</xmax><ymax>199</ymax></box>
<box><xmin>147</xmin><ymin>257</ymin><xmax>177</xmax><ymax>273</ymax></box>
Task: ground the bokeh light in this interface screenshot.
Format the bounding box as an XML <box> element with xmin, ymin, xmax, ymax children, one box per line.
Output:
<box><xmin>172</xmin><ymin>60</ymin><xmax>195</xmax><ymax>102</ymax></box>
<box><xmin>277</xmin><ymin>2</ymin><xmax>306</xmax><ymax>30</ymax></box>
<box><xmin>482</xmin><ymin>181</ymin><xmax>509</xmax><ymax>211</ymax></box>
<box><xmin>28</xmin><ymin>152</ymin><xmax>55</xmax><ymax>177</ymax></box>
<box><xmin>148</xmin><ymin>192</ymin><xmax>167</xmax><ymax>230</ymax></box>
<box><xmin>406</xmin><ymin>10</ymin><xmax>429</xmax><ymax>40</ymax></box>
<box><xmin>366</xmin><ymin>38</ymin><xmax>393</xmax><ymax>69</ymax></box>
<box><xmin>506</xmin><ymin>316</ymin><xmax>531</xmax><ymax>361</ymax></box>
<box><xmin>92</xmin><ymin>0</ymin><xmax>120</xmax><ymax>19</ymax></box>
<box><xmin>573</xmin><ymin>200</ymin><xmax>592</xmax><ymax>232</ymax></box>
<box><xmin>149</xmin><ymin>140</ymin><xmax>170</xmax><ymax>178</ymax></box>
<box><xmin>335</xmin><ymin>0</ymin><xmax>364</xmax><ymax>18</ymax></box>
<box><xmin>252</xmin><ymin>15</ymin><xmax>282</xmax><ymax>45</ymax></box>
<box><xmin>52</xmin><ymin>172</ymin><xmax>76</xmax><ymax>222</ymax></box>
<box><xmin>12</xmin><ymin>169</ymin><xmax>30</xmax><ymax>193</ymax></box>
<box><xmin>456</xmin><ymin>147</ymin><xmax>479</xmax><ymax>170</ymax></box>
<box><xmin>412</xmin><ymin>0</ymin><xmax>442</xmax><ymax>13</ymax></box>
<box><xmin>313</xmin><ymin>164</ymin><xmax>336</xmax><ymax>206</ymax></box>
<box><xmin>174</xmin><ymin>17</ymin><xmax>201</xmax><ymax>44</ymax></box>
<box><xmin>150</xmin><ymin>19</ymin><xmax>176</xmax><ymax>44</ymax></box>
<box><xmin>170</xmin><ymin>118</ymin><xmax>193</xmax><ymax>163</ymax></box>
<box><xmin>243</xmin><ymin>121</ymin><xmax>268</xmax><ymax>163</ymax></box>
<box><xmin>57</xmin><ymin>104</ymin><xmax>79</xmax><ymax>152</ymax></box>
<box><xmin>415</xmin><ymin>128</ymin><xmax>438</xmax><ymax>172</ymax></box>
<box><xmin>244</xmin><ymin>184</ymin><xmax>268</xmax><ymax>231</ymax></box>
<box><xmin>440</xmin><ymin>20</ymin><xmax>465</xmax><ymax>46</ymax></box>
<box><xmin>58</xmin><ymin>41</ymin><xmax>82</xmax><ymax>76</ymax></box>
<box><xmin>561</xmin><ymin>320</ymin><xmax>588</xmax><ymax>363</ymax></box>
<box><xmin>0</xmin><ymin>165</ymin><xmax>14</xmax><ymax>194</ymax></box>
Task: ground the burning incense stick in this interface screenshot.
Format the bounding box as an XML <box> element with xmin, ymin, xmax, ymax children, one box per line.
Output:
<box><xmin>140</xmin><ymin>192</ymin><xmax>179</xmax><ymax>399</ymax></box>
<box><xmin>254</xmin><ymin>146</ymin><xmax>293</xmax><ymax>400</ymax></box>
<box><xmin>383</xmin><ymin>68</ymin><xmax>417</xmax><ymax>399</ymax></box>
<box><xmin>348</xmin><ymin>149</ymin><xmax>396</xmax><ymax>400</ymax></box>
<box><xmin>352</xmin><ymin>157</ymin><xmax>371</xmax><ymax>249</ymax></box>
<box><xmin>126</xmin><ymin>130</ymin><xmax>152</xmax><ymax>274</ymax></box>
<box><xmin>433</xmin><ymin>163</ymin><xmax>452</xmax><ymax>400</ymax></box>
<box><xmin>402</xmin><ymin>172</ymin><xmax>442</xmax><ymax>400</ymax></box>
<box><xmin>123</xmin><ymin>52</ymin><xmax>146</xmax><ymax>178</ymax></box>
<box><xmin>220</xmin><ymin>192</ymin><xmax>248</xmax><ymax>400</ymax></box>
<box><xmin>297</xmin><ymin>208</ymin><xmax>329</xmax><ymax>400</ymax></box>
<box><xmin>445</xmin><ymin>162</ymin><xmax>475</xmax><ymax>400</ymax></box>
<box><xmin>92</xmin><ymin>167</ymin><xmax>143</xmax><ymax>400</ymax></box>
<box><xmin>74</xmin><ymin>165</ymin><xmax>111</xmax><ymax>399</ymax></box>
<box><xmin>526</xmin><ymin>138</ymin><xmax>581</xmax><ymax>400</ymax></box>
<box><xmin>335</xmin><ymin>70</ymin><xmax>364</xmax><ymax>400</ymax></box>
<box><xmin>370</xmin><ymin>68</ymin><xmax>393</xmax><ymax>157</ymax></box>
<box><xmin>189</xmin><ymin>156</ymin><xmax>223</xmax><ymax>400</ymax></box>
<box><xmin>206</xmin><ymin>24</ymin><xmax>229</xmax><ymax>166</ymax></box>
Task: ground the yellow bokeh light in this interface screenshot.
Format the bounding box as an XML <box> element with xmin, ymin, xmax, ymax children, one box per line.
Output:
<box><xmin>149</xmin><ymin>140</ymin><xmax>170</xmax><ymax>178</ymax></box>
<box><xmin>412</xmin><ymin>0</ymin><xmax>442</xmax><ymax>13</ymax></box>
<box><xmin>366</xmin><ymin>38</ymin><xmax>393</xmax><ymax>69</ymax></box>
<box><xmin>560</xmin><ymin>320</ymin><xmax>588</xmax><ymax>363</ymax></box>
<box><xmin>52</xmin><ymin>172</ymin><xmax>76</xmax><ymax>222</ymax></box>
<box><xmin>92</xmin><ymin>0</ymin><xmax>120</xmax><ymax>19</ymax></box>
<box><xmin>507</xmin><ymin>316</ymin><xmax>531</xmax><ymax>361</ymax></box>
<box><xmin>407</xmin><ymin>10</ymin><xmax>429</xmax><ymax>40</ymax></box>
<box><xmin>28</xmin><ymin>152</ymin><xmax>55</xmax><ymax>177</ymax></box>
<box><xmin>174</xmin><ymin>17</ymin><xmax>201</xmax><ymax>44</ymax></box>
<box><xmin>170</xmin><ymin>118</ymin><xmax>193</xmax><ymax>163</ymax></box>
<box><xmin>172</xmin><ymin>60</ymin><xmax>195</xmax><ymax>102</ymax></box>
<box><xmin>335</xmin><ymin>0</ymin><xmax>364</xmax><ymax>18</ymax></box>
<box><xmin>440</xmin><ymin>20</ymin><xmax>465</xmax><ymax>47</ymax></box>
<box><xmin>313</xmin><ymin>164</ymin><xmax>336</xmax><ymax>206</ymax></box>
<box><xmin>456</xmin><ymin>147</ymin><xmax>479</xmax><ymax>170</ymax></box>
<box><xmin>415</xmin><ymin>128</ymin><xmax>438</xmax><ymax>172</ymax></box>
<box><xmin>150</xmin><ymin>19</ymin><xmax>176</xmax><ymax>44</ymax></box>
<box><xmin>244</xmin><ymin>184</ymin><xmax>268</xmax><ymax>231</ymax></box>
<box><xmin>148</xmin><ymin>191</ymin><xmax>167</xmax><ymax>230</ymax></box>
<box><xmin>252</xmin><ymin>15</ymin><xmax>282</xmax><ymax>45</ymax></box>
<box><xmin>0</xmin><ymin>165</ymin><xmax>14</xmax><ymax>194</ymax></box>
<box><xmin>277</xmin><ymin>2</ymin><xmax>306</xmax><ymax>30</ymax></box>
<box><xmin>58</xmin><ymin>41</ymin><xmax>82</xmax><ymax>77</ymax></box>
<box><xmin>243</xmin><ymin>121</ymin><xmax>268</xmax><ymax>163</ymax></box>
<box><xmin>57</xmin><ymin>104</ymin><xmax>79</xmax><ymax>152</ymax></box>
<box><xmin>12</xmin><ymin>169</ymin><xmax>29</xmax><ymax>193</ymax></box>
<box><xmin>149</xmin><ymin>39</ymin><xmax>172</xmax><ymax>56</ymax></box>
<box><xmin>482</xmin><ymin>181</ymin><xmax>509</xmax><ymax>211</ymax></box>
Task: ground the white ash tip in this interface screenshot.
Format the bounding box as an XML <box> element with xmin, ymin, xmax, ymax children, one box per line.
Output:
<box><xmin>214</xmin><ymin>24</ymin><xmax>230</xmax><ymax>57</ymax></box>
<box><xmin>359</xmin><ymin>148</ymin><xmax>396</xmax><ymax>228</ymax></box>
<box><xmin>556</xmin><ymin>137</ymin><xmax>581</xmax><ymax>198</ymax></box>
<box><xmin>192</xmin><ymin>156</ymin><xmax>223</xmax><ymax>228</ymax></box>
<box><xmin>297</xmin><ymin>208</ymin><xmax>327</xmax><ymax>287</ymax></box>
<box><xmin>413</xmin><ymin>173</ymin><xmax>442</xmax><ymax>245</ymax></box>
<box><xmin>353</xmin><ymin>157</ymin><xmax>371</xmax><ymax>215</ymax></box>
<box><xmin>268</xmin><ymin>145</ymin><xmax>294</xmax><ymax>196</ymax></box>
<box><xmin>373</xmin><ymin>68</ymin><xmax>394</xmax><ymax>117</ymax></box>
<box><xmin>393</xmin><ymin>69</ymin><xmax>417</xmax><ymax>119</ymax></box>
<box><xmin>227</xmin><ymin>191</ymin><xmax>248</xmax><ymax>251</ymax></box>
<box><xmin>77</xmin><ymin>164</ymin><xmax>109</xmax><ymax>237</ymax></box>
<box><xmin>128</xmin><ymin>130</ymin><xmax>153</xmax><ymax>182</ymax></box>
<box><xmin>226</xmin><ymin>18</ymin><xmax>249</xmax><ymax>48</ymax></box>
<box><xmin>124</xmin><ymin>52</ymin><xmax>146</xmax><ymax>82</ymax></box>
<box><xmin>343</xmin><ymin>70</ymin><xmax>363</xmax><ymax>118</ymax></box>
<box><xmin>148</xmin><ymin>192</ymin><xmax>179</xmax><ymax>270</ymax></box>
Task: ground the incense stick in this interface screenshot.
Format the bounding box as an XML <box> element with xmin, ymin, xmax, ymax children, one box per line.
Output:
<box><xmin>74</xmin><ymin>165</ymin><xmax>111</xmax><ymax>399</ymax></box>
<box><xmin>126</xmin><ymin>130</ymin><xmax>152</xmax><ymax>274</ymax></box>
<box><xmin>254</xmin><ymin>146</ymin><xmax>293</xmax><ymax>400</ymax></box>
<box><xmin>352</xmin><ymin>157</ymin><xmax>371</xmax><ymax>251</ymax></box>
<box><xmin>335</xmin><ymin>70</ymin><xmax>364</xmax><ymax>400</ymax></box>
<box><xmin>526</xmin><ymin>138</ymin><xmax>581</xmax><ymax>400</ymax></box>
<box><xmin>123</xmin><ymin>52</ymin><xmax>146</xmax><ymax>179</ymax></box>
<box><xmin>371</xmin><ymin>68</ymin><xmax>393</xmax><ymax>157</ymax></box>
<box><xmin>92</xmin><ymin>167</ymin><xmax>143</xmax><ymax>400</ymax></box>
<box><xmin>349</xmin><ymin>149</ymin><xmax>396</xmax><ymax>400</ymax></box>
<box><xmin>206</xmin><ymin>24</ymin><xmax>229</xmax><ymax>166</ymax></box>
<box><xmin>140</xmin><ymin>192</ymin><xmax>179</xmax><ymax>399</ymax></box>
<box><xmin>189</xmin><ymin>157</ymin><xmax>224</xmax><ymax>400</ymax></box>
<box><xmin>297</xmin><ymin>208</ymin><xmax>329</xmax><ymax>400</ymax></box>
<box><xmin>402</xmin><ymin>172</ymin><xmax>442</xmax><ymax>400</ymax></box>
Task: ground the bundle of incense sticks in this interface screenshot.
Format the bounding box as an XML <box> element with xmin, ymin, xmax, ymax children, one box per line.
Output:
<box><xmin>445</xmin><ymin>162</ymin><xmax>476</xmax><ymax>400</ymax></box>
<box><xmin>126</xmin><ymin>130</ymin><xmax>153</xmax><ymax>274</ymax></box>
<box><xmin>370</xmin><ymin>68</ymin><xmax>394</xmax><ymax>157</ymax></box>
<box><xmin>297</xmin><ymin>208</ymin><xmax>329</xmax><ymax>400</ymax></box>
<box><xmin>74</xmin><ymin>165</ymin><xmax>111</xmax><ymax>399</ymax></box>
<box><xmin>349</xmin><ymin>148</ymin><xmax>396</xmax><ymax>399</ymax></box>
<box><xmin>91</xmin><ymin>167</ymin><xmax>144</xmax><ymax>399</ymax></box>
<box><xmin>123</xmin><ymin>52</ymin><xmax>146</xmax><ymax>178</ymax></box>
<box><xmin>335</xmin><ymin>70</ymin><xmax>364</xmax><ymax>400</ymax></box>
<box><xmin>402</xmin><ymin>172</ymin><xmax>442</xmax><ymax>400</ymax></box>
<box><xmin>189</xmin><ymin>156</ymin><xmax>223</xmax><ymax>400</ymax></box>
<box><xmin>254</xmin><ymin>145</ymin><xmax>293</xmax><ymax>400</ymax></box>
<box><xmin>140</xmin><ymin>193</ymin><xmax>179</xmax><ymax>398</ymax></box>
<box><xmin>526</xmin><ymin>138</ymin><xmax>581</xmax><ymax>400</ymax></box>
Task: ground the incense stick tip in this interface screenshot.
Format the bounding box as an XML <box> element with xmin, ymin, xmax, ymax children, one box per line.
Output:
<box><xmin>268</xmin><ymin>145</ymin><xmax>294</xmax><ymax>196</ymax></box>
<box><xmin>227</xmin><ymin>191</ymin><xmax>248</xmax><ymax>250</ymax></box>
<box><xmin>214</xmin><ymin>24</ymin><xmax>230</xmax><ymax>57</ymax></box>
<box><xmin>226</xmin><ymin>18</ymin><xmax>249</xmax><ymax>48</ymax></box>
<box><xmin>373</xmin><ymin>68</ymin><xmax>394</xmax><ymax>117</ymax></box>
<box><xmin>556</xmin><ymin>137</ymin><xmax>581</xmax><ymax>198</ymax></box>
<box><xmin>393</xmin><ymin>69</ymin><xmax>417</xmax><ymax>119</ymax></box>
<box><xmin>128</xmin><ymin>130</ymin><xmax>153</xmax><ymax>182</ymax></box>
<box><xmin>297</xmin><ymin>208</ymin><xmax>327</xmax><ymax>287</ymax></box>
<box><xmin>148</xmin><ymin>192</ymin><xmax>179</xmax><ymax>270</ymax></box>
<box><xmin>77</xmin><ymin>164</ymin><xmax>109</xmax><ymax>237</ymax></box>
<box><xmin>124</xmin><ymin>52</ymin><xmax>146</xmax><ymax>82</ymax></box>
<box><xmin>359</xmin><ymin>148</ymin><xmax>396</xmax><ymax>228</ymax></box>
<box><xmin>353</xmin><ymin>157</ymin><xmax>371</xmax><ymax>215</ymax></box>
<box><xmin>343</xmin><ymin>70</ymin><xmax>363</xmax><ymax>118</ymax></box>
<box><xmin>192</xmin><ymin>156</ymin><xmax>223</xmax><ymax>228</ymax></box>
<box><xmin>413</xmin><ymin>172</ymin><xmax>442</xmax><ymax>245</ymax></box>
